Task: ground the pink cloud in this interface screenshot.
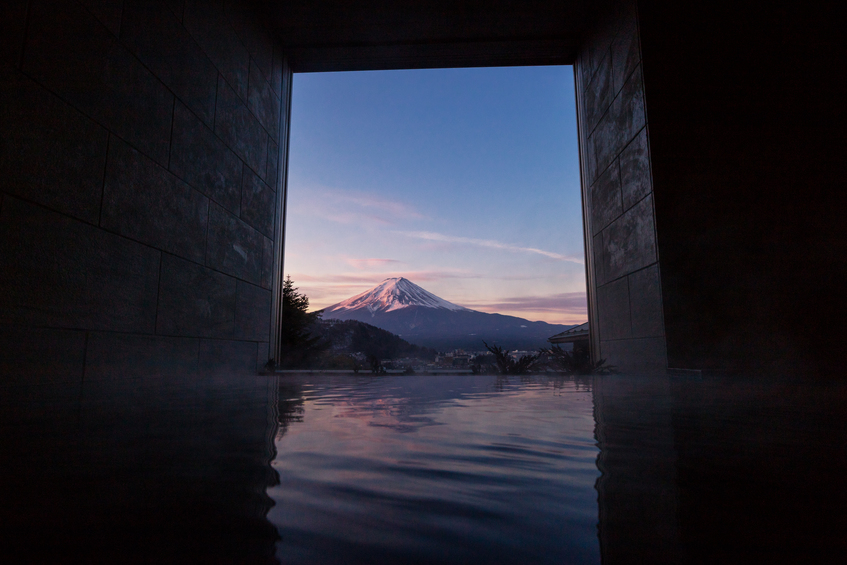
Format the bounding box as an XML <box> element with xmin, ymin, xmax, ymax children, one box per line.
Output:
<box><xmin>343</xmin><ymin>258</ymin><xmax>404</xmax><ymax>270</ymax></box>
<box><xmin>395</xmin><ymin>230</ymin><xmax>584</xmax><ymax>264</ymax></box>
<box><xmin>462</xmin><ymin>292</ymin><xmax>587</xmax><ymax>315</ymax></box>
<box><xmin>291</xmin><ymin>185</ymin><xmax>425</xmax><ymax>226</ymax></box>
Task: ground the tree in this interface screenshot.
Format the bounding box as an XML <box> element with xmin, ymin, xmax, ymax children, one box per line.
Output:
<box><xmin>483</xmin><ymin>341</ymin><xmax>540</xmax><ymax>374</ymax></box>
<box><xmin>278</xmin><ymin>275</ymin><xmax>329</xmax><ymax>368</ymax></box>
<box><xmin>539</xmin><ymin>344</ymin><xmax>615</xmax><ymax>375</ymax></box>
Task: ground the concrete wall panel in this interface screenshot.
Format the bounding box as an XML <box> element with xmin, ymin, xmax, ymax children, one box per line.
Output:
<box><xmin>184</xmin><ymin>0</ymin><xmax>250</xmax><ymax>101</ymax></box>
<box><xmin>601</xmin><ymin>337</ymin><xmax>667</xmax><ymax>373</ymax></box>
<box><xmin>583</xmin><ymin>51</ymin><xmax>612</xmax><ymax>134</ymax></box>
<box><xmin>590</xmin><ymin>160</ymin><xmax>623</xmax><ymax>234</ymax></box>
<box><xmin>199</xmin><ymin>338</ymin><xmax>258</xmax><ymax>376</ymax></box>
<box><xmin>590</xmin><ymin>66</ymin><xmax>645</xmax><ymax>182</ymax></box>
<box><xmin>157</xmin><ymin>254</ymin><xmax>237</xmax><ymax>338</ymax></box>
<box><xmin>598</xmin><ymin>277</ymin><xmax>631</xmax><ymax>341</ymax></box>
<box><xmin>270</xmin><ymin>46</ymin><xmax>284</xmax><ymax>97</ymax></box>
<box><xmin>576</xmin><ymin>0</ymin><xmax>666</xmax><ymax>372</ymax></box>
<box><xmin>1</xmin><ymin>0</ymin><xmax>285</xmax><ymax>379</ymax></box>
<box><xmin>234</xmin><ymin>280</ymin><xmax>271</xmax><ymax>342</ymax></box>
<box><xmin>0</xmin><ymin>64</ymin><xmax>109</xmax><ymax>225</ymax></box>
<box><xmin>214</xmin><ymin>74</ymin><xmax>269</xmax><ymax>177</ymax></box>
<box><xmin>266</xmin><ymin>138</ymin><xmax>280</xmax><ymax>188</ymax></box>
<box><xmin>629</xmin><ymin>265</ymin><xmax>664</xmax><ymax>338</ymax></box>
<box><xmin>240</xmin><ymin>166</ymin><xmax>275</xmax><ymax>238</ymax></box>
<box><xmin>24</xmin><ymin>0</ymin><xmax>174</xmax><ymax>166</ymax></box>
<box><xmin>601</xmin><ymin>194</ymin><xmax>657</xmax><ymax>281</ymax></box>
<box><xmin>84</xmin><ymin>332</ymin><xmax>199</xmax><ymax>381</ymax></box>
<box><xmin>121</xmin><ymin>0</ymin><xmax>218</xmax><ymax>127</ymax></box>
<box><xmin>261</xmin><ymin>236</ymin><xmax>274</xmax><ymax>290</ymax></box>
<box><xmin>248</xmin><ymin>59</ymin><xmax>280</xmax><ymax>141</ymax></box>
<box><xmin>610</xmin><ymin>3</ymin><xmax>640</xmax><ymax>93</ymax></box>
<box><xmin>619</xmin><ymin>128</ymin><xmax>651</xmax><ymax>210</ymax></box>
<box><xmin>169</xmin><ymin>100</ymin><xmax>243</xmax><ymax>214</ymax></box>
<box><xmin>0</xmin><ymin>197</ymin><xmax>160</xmax><ymax>333</ymax></box>
<box><xmin>206</xmin><ymin>202</ymin><xmax>265</xmax><ymax>285</ymax></box>
<box><xmin>102</xmin><ymin>137</ymin><xmax>209</xmax><ymax>263</ymax></box>
<box><xmin>226</xmin><ymin>1</ymin><xmax>274</xmax><ymax>81</ymax></box>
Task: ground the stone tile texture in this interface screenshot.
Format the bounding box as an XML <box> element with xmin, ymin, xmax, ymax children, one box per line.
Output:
<box><xmin>84</xmin><ymin>332</ymin><xmax>200</xmax><ymax>381</ymax></box>
<box><xmin>101</xmin><ymin>138</ymin><xmax>209</xmax><ymax>263</ymax></box>
<box><xmin>121</xmin><ymin>0</ymin><xmax>218</xmax><ymax>127</ymax></box>
<box><xmin>169</xmin><ymin>100</ymin><xmax>242</xmax><ymax>214</ymax></box>
<box><xmin>2</xmin><ymin>0</ymin><xmax>283</xmax><ymax>380</ymax></box>
<box><xmin>620</xmin><ymin>127</ymin><xmax>652</xmax><ymax>210</ymax></box>
<box><xmin>0</xmin><ymin>64</ymin><xmax>109</xmax><ymax>224</ymax></box>
<box><xmin>156</xmin><ymin>254</ymin><xmax>237</xmax><ymax>338</ymax></box>
<box><xmin>0</xmin><ymin>197</ymin><xmax>160</xmax><ymax>333</ymax></box>
<box><xmin>248</xmin><ymin>58</ymin><xmax>279</xmax><ymax>141</ymax></box>
<box><xmin>184</xmin><ymin>0</ymin><xmax>250</xmax><ymax>102</ymax></box>
<box><xmin>215</xmin><ymin>74</ymin><xmax>268</xmax><ymax>177</ymax></box>
<box><xmin>24</xmin><ymin>0</ymin><xmax>174</xmax><ymax>166</ymax></box>
<box><xmin>628</xmin><ymin>265</ymin><xmax>665</xmax><ymax>338</ymax></box>
<box><xmin>206</xmin><ymin>202</ymin><xmax>264</xmax><ymax>285</ymax></box>
<box><xmin>234</xmin><ymin>281</ymin><xmax>271</xmax><ymax>342</ymax></box>
<box><xmin>261</xmin><ymin>236</ymin><xmax>274</xmax><ymax>290</ymax></box>
<box><xmin>601</xmin><ymin>195</ymin><xmax>657</xmax><ymax>283</ymax></box>
<box><xmin>598</xmin><ymin>277</ymin><xmax>632</xmax><ymax>341</ymax></box>
<box><xmin>578</xmin><ymin>0</ymin><xmax>665</xmax><ymax>372</ymax></box>
<box><xmin>199</xmin><ymin>339</ymin><xmax>258</xmax><ymax>376</ymax></box>
<box><xmin>590</xmin><ymin>160</ymin><xmax>623</xmax><ymax>235</ymax></box>
<box><xmin>240</xmin><ymin>166</ymin><xmax>275</xmax><ymax>238</ymax></box>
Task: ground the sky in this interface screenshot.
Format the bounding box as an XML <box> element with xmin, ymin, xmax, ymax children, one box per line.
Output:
<box><xmin>284</xmin><ymin>66</ymin><xmax>587</xmax><ymax>325</ymax></box>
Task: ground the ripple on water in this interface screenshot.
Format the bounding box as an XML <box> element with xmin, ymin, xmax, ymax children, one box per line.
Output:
<box><xmin>268</xmin><ymin>374</ymin><xmax>601</xmax><ymax>565</ymax></box>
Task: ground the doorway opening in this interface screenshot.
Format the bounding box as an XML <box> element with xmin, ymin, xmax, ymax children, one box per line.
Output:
<box><xmin>276</xmin><ymin>66</ymin><xmax>587</xmax><ymax>371</ymax></box>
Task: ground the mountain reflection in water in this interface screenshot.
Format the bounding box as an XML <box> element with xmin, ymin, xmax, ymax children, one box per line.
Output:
<box><xmin>270</xmin><ymin>375</ymin><xmax>600</xmax><ymax>565</ymax></box>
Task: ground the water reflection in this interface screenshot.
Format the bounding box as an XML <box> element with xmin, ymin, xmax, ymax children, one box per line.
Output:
<box><xmin>2</xmin><ymin>371</ymin><xmax>846</xmax><ymax>564</ymax></box>
<box><xmin>270</xmin><ymin>375</ymin><xmax>600</xmax><ymax>565</ymax></box>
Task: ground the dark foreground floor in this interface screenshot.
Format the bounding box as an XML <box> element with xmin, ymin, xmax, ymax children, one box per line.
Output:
<box><xmin>2</xmin><ymin>372</ymin><xmax>846</xmax><ymax>564</ymax></box>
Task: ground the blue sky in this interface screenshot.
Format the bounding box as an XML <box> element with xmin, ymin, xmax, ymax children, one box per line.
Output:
<box><xmin>284</xmin><ymin>66</ymin><xmax>587</xmax><ymax>324</ymax></box>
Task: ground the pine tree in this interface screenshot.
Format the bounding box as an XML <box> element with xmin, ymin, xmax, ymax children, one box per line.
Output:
<box><xmin>279</xmin><ymin>275</ymin><xmax>328</xmax><ymax>368</ymax></box>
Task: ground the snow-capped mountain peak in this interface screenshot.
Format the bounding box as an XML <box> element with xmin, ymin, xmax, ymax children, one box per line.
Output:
<box><xmin>325</xmin><ymin>277</ymin><xmax>469</xmax><ymax>315</ymax></box>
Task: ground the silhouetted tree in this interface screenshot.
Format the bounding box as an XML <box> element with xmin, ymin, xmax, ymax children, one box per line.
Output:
<box><xmin>367</xmin><ymin>354</ymin><xmax>386</xmax><ymax>374</ymax></box>
<box><xmin>278</xmin><ymin>275</ymin><xmax>329</xmax><ymax>368</ymax></box>
<box><xmin>483</xmin><ymin>341</ymin><xmax>540</xmax><ymax>374</ymax></box>
<box><xmin>539</xmin><ymin>344</ymin><xmax>615</xmax><ymax>375</ymax></box>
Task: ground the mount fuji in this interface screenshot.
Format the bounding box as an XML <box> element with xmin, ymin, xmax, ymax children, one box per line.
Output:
<box><xmin>323</xmin><ymin>278</ymin><xmax>574</xmax><ymax>351</ymax></box>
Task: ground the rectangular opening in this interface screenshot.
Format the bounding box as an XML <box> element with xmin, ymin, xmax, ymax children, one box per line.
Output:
<box><xmin>276</xmin><ymin>66</ymin><xmax>587</xmax><ymax>370</ymax></box>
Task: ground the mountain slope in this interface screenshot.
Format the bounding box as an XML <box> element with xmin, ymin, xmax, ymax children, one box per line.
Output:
<box><xmin>325</xmin><ymin>277</ymin><xmax>468</xmax><ymax>315</ymax></box>
<box><xmin>323</xmin><ymin>278</ymin><xmax>574</xmax><ymax>351</ymax></box>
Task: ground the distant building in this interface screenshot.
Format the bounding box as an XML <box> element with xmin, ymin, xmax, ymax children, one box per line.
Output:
<box><xmin>548</xmin><ymin>322</ymin><xmax>589</xmax><ymax>352</ymax></box>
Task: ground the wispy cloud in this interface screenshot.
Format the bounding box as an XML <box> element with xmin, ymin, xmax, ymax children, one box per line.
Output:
<box><xmin>343</xmin><ymin>257</ymin><xmax>404</xmax><ymax>270</ymax></box>
<box><xmin>395</xmin><ymin>231</ymin><xmax>584</xmax><ymax>264</ymax></box>
<box><xmin>463</xmin><ymin>292</ymin><xmax>587</xmax><ymax>314</ymax></box>
<box><xmin>290</xmin><ymin>270</ymin><xmax>479</xmax><ymax>285</ymax></box>
<box><xmin>292</xmin><ymin>185</ymin><xmax>425</xmax><ymax>226</ymax></box>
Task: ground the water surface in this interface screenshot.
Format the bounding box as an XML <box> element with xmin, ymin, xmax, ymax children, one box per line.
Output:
<box><xmin>269</xmin><ymin>374</ymin><xmax>600</xmax><ymax>565</ymax></box>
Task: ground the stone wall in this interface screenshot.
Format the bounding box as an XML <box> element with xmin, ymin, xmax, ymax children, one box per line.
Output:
<box><xmin>0</xmin><ymin>0</ymin><xmax>289</xmax><ymax>382</ymax></box>
<box><xmin>574</xmin><ymin>0</ymin><xmax>667</xmax><ymax>373</ymax></box>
